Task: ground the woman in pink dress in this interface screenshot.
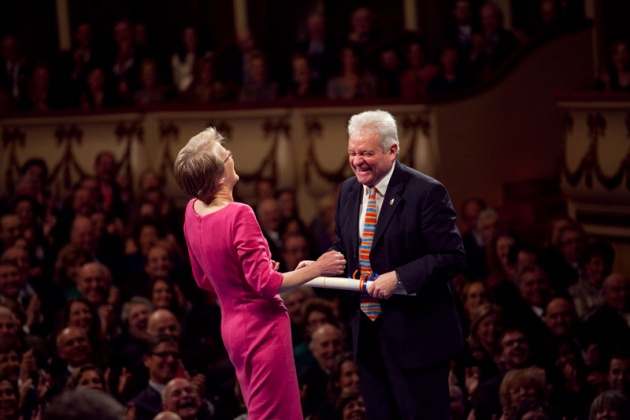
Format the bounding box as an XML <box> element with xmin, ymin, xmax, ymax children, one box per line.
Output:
<box><xmin>174</xmin><ymin>127</ymin><xmax>346</xmax><ymax>419</ymax></box>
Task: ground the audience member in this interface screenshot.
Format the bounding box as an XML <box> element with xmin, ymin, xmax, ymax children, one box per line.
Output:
<box><xmin>171</xmin><ymin>26</ymin><xmax>205</xmax><ymax>93</ymax></box>
<box><xmin>300</xmin><ymin>323</ymin><xmax>345</xmax><ymax>417</ymax></box>
<box><xmin>584</xmin><ymin>273</ymin><xmax>630</xmax><ymax>361</ymax></box>
<box><xmin>428</xmin><ymin>45</ymin><xmax>474</xmax><ymax>94</ymax></box>
<box><xmin>161</xmin><ymin>377</ymin><xmax>213</xmax><ymax>420</ymax></box>
<box><xmin>569</xmin><ymin>240</ymin><xmax>615</xmax><ymax>320</ymax></box>
<box><xmin>326</xmin><ymin>45</ymin><xmax>377</xmax><ymax>100</ymax></box>
<box><xmin>238</xmin><ymin>52</ymin><xmax>277</xmax><ymax>102</ymax></box>
<box><xmin>294</xmin><ymin>12</ymin><xmax>337</xmax><ymax>85</ymax></box>
<box><xmin>589</xmin><ymin>390</ymin><xmax>630</xmax><ymax>420</ymax></box>
<box><xmin>131</xmin><ymin>335</ymin><xmax>181</xmax><ymax>420</ymax></box>
<box><xmin>596</xmin><ymin>40</ymin><xmax>630</xmax><ymax>91</ymax></box>
<box><xmin>400</xmin><ymin>39</ymin><xmax>439</xmax><ymax>100</ymax></box>
<box><xmin>44</xmin><ymin>387</ymin><xmax>125</xmax><ymax>420</ymax></box>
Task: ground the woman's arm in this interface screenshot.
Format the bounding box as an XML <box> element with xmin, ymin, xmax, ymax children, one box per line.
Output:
<box><xmin>278</xmin><ymin>250</ymin><xmax>345</xmax><ymax>293</ymax></box>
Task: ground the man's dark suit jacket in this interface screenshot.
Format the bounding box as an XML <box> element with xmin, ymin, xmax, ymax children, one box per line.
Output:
<box><xmin>332</xmin><ymin>161</ymin><xmax>469</xmax><ymax>369</ymax></box>
<box><xmin>131</xmin><ymin>385</ymin><xmax>163</xmax><ymax>420</ymax></box>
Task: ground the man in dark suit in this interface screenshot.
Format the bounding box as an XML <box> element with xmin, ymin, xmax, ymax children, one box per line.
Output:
<box><xmin>131</xmin><ymin>335</ymin><xmax>181</xmax><ymax>420</ymax></box>
<box><xmin>331</xmin><ymin>110</ymin><xmax>468</xmax><ymax>419</ymax></box>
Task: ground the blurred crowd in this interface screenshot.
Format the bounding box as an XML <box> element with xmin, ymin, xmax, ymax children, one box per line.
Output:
<box><xmin>1</xmin><ymin>142</ymin><xmax>629</xmax><ymax>420</ymax></box>
<box><xmin>0</xmin><ymin>0</ymin><xmax>587</xmax><ymax>114</ymax></box>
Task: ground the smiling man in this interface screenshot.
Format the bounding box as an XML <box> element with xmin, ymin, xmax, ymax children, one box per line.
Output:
<box><xmin>330</xmin><ymin>110</ymin><xmax>467</xmax><ymax>419</ymax></box>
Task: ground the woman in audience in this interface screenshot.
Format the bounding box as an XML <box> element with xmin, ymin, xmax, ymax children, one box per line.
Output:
<box><xmin>326</xmin><ymin>45</ymin><xmax>377</xmax><ymax>100</ymax></box>
<box><xmin>181</xmin><ymin>56</ymin><xmax>229</xmax><ymax>104</ymax></box>
<box><xmin>61</xmin><ymin>298</ymin><xmax>108</xmax><ymax>367</ymax></box>
<box><xmin>148</xmin><ymin>277</ymin><xmax>184</xmax><ymax>319</ymax></box>
<box><xmin>171</xmin><ymin>26</ymin><xmax>205</xmax><ymax>93</ymax></box>
<box><xmin>589</xmin><ymin>390</ymin><xmax>630</xmax><ymax>420</ymax></box>
<box><xmin>53</xmin><ymin>244</ymin><xmax>93</xmax><ymax>299</ymax></box>
<box><xmin>333</xmin><ymin>387</ymin><xmax>366</xmax><ymax>420</ymax></box>
<box><xmin>66</xmin><ymin>363</ymin><xmax>106</xmax><ymax>392</ymax></box>
<box><xmin>461</xmin><ymin>280</ymin><xmax>489</xmax><ymax>322</ymax></box>
<box><xmin>399</xmin><ymin>39</ymin><xmax>439</xmax><ymax>100</ymax></box>
<box><xmin>294</xmin><ymin>297</ymin><xmax>339</xmax><ymax>375</ymax></box>
<box><xmin>498</xmin><ymin>366</ymin><xmax>548</xmax><ymax>419</ymax></box>
<box><xmin>79</xmin><ymin>66</ymin><xmax>119</xmax><ymax>110</ymax></box>
<box><xmin>460</xmin><ymin>303</ymin><xmax>505</xmax><ymax>387</ymax></box>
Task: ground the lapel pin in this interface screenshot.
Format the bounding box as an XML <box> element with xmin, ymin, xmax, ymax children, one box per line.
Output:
<box><xmin>390</xmin><ymin>198</ymin><xmax>394</xmax><ymax>205</ymax></box>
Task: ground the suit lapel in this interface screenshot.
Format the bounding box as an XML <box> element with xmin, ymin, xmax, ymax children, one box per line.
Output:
<box><xmin>346</xmin><ymin>181</ymin><xmax>362</xmax><ymax>261</ymax></box>
<box><xmin>374</xmin><ymin>161</ymin><xmax>404</xmax><ymax>247</ymax></box>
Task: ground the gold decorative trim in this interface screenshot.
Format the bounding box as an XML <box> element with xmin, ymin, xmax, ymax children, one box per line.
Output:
<box><xmin>563</xmin><ymin>112</ymin><xmax>630</xmax><ymax>190</ymax></box>
<box><xmin>115</xmin><ymin>121</ymin><xmax>144</xmax><ymax>184</ymax></box>
<box><xmin>236</xmin><ymin>118</ymin><xmax>286</xmax><ymax>184</ymax></box>
<box><xmin>304</xmin><ymin>117</ymin><xmax>349</xmax><ymax>185</ymax></box>
<box><xmin>401</xmin><ymin>112</ymin><xmax>430</xmax><ymax>168</ymax></box>
<box><xmin>157</xmin><ymin>121</ymin><xmax>178</xmax><ymax>181</ymax></box>
<box><xmin>1</xmin><ymin>127</ymin><xmax>26</xmax><ymax>193</ymax></box>
<box><xmin>49</xmin><ymin>125</ymin><xmax>85</xmax><ymax>191</ymax></box>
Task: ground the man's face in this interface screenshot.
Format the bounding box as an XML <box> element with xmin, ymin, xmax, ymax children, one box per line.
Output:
<box><xmin>77</xmin><ymin>264</ymin><xmax>109</xmax><ymax>305</ymax></box>
<box><xmin>602</xmin><ymin>274</ymin><xmax>630</xmax><ymax>312</ymax></box>
<box><xmin>0</xmin><ymin>215</ymin><xmax>21</xmax><ymax>247</ymax></box>
<box><xmin>95</xmin><ymin>154</ymin><xmax>117</xmax><ymax>182</ymax></box>
<box><xmin>128</xmin><ymin>303</ymin><xmax>150</xmax><ymax>339</ymax></box>
<box><xmin>0</xmin><ymin>314</ymin><xmax>17</xmax><ymax>351</ymax></box>
<box><xmin>144</xmin><ymin>342</ymin><xmax>179</xmax><ymax>384</ymax></box>
<box><xmin>0</xmin><ymin>350</ymin><xmax>20</xmax><ymax>381</ymax></box>
<box><xmin>560</xmin><ymin>229</ymin><xmax>584</xmax><ymax>264</ymax></box>
<box><xmin>163</xmin><ymin>378</ymin><xmax>201</xmax><ymax>419</ymax></box>
<box><xmin>608</xmin><ymin>358</ymin><xmax>630</xmax><ymax>393</ymax></box>
<box><xmin>70</xmin><ymin>217</ymin><xmax>95</xmax><ymax>252</ymax></box>
<box><xmin>284</xmin><ymin>290</ymin><xmax>307</xmax><ymax>324</ymax></box>
<box><xmin>311</xmin><ymin>326</ymin><xmax>343</xmax><ymax>371</ymax></box>
<box><xmin>257</xmin><ymin>200</ymin><xmax>281</xmax><ymax>232</ymax></box>
<box><xmin>148</xmin><ymin>312</ymin><xmax>181</xmax><ymax>341</ymax></box>
<box><xmin>519</xmin><ymin>269</ymin><xmax>550</xmax><ymax>308</ymax></box>
<box><xmin>58</xmin><ymin>327</ymin><xmax>91</xmax><ymax>367</ymax></box>
<box><xmin>545</xmin><ymin>298</ymin><xmax>574</xmax><ymax>336</ymax></box>
<box><xmin>348</xmin><ymin>129</ymin><xmax>397</xmax><ymax>188</ymax></box>
<box><xmin>500</xmin><ymin>331</ymin><xmax>529</xmax><ymax>369</ymax></box>
<box><xmin>0</xmin><ymin>265</ymin><xmax>21</xmax><ymax>299</ymax></box>
<box><xmin>146</xmin><ymin>247</ymin><xmax>173</xmax><ymax>279</ymax></box>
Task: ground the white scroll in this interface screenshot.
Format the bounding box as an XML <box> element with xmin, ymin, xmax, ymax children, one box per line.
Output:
<box><xmin>304</xmin><ymin>277</ymin><xmax>411</xmax><ymax>295</ymax></box>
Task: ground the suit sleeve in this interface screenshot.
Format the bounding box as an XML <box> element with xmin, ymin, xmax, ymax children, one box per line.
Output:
<box><xmin>396</xmin><ymin>181</ymin><xmax>466</xmax><ymax>294</ymax></box>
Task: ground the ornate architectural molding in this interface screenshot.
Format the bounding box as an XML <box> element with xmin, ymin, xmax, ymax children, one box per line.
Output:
<box><xmin>116</xmin><ymin>121</ymin><xmax>144</xmax><ymax>183</ymax></box>
<box><xmin>563</xmin><ymin>112</ymin><xmax>630</xmax><ymax>191</ymax></box>
<box><xmin>1</xmin><ymin>127</ymin><xmax>26</xmax><ymax>193</ymax></box>
<box><xmin>304</xmin><ymin>117</ymin><xmax>349</xmax><ymax>185</ymax></box>
<box><xmin>401</xmin><ymin>112</ymin><xmax>430</xmax><ymax>168</ymax></box>
<box><xmin>49</xmin><ymin>124</ymin><xmax>85</xmax><ymax>190</ymax></box>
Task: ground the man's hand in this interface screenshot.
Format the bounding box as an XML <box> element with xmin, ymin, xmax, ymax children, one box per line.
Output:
<box><xmin>366</xmin><ymin>271</ymin><xmax>399</xmax><ymax>299</ymax></box>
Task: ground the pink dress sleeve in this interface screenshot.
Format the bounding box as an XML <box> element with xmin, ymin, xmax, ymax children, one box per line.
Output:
<box><xmin>234</xmin><ymin>205</ymin><xmax>283</xmax><ymax>298</ymax></box>
<box><xmin>185</xmin><ymin>220</ymin><xmax>215</xmax><ymax>293</ymax></box>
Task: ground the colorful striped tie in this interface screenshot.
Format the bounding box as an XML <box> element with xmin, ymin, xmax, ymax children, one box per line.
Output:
<box><xmin>359</xmin><ymin>187</ymin><xmax>382</xmax><ymax>321</ymax></box>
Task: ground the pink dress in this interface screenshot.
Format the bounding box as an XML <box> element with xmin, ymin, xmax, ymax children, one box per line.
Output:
<box><xmin>184</xmin><ymin>200</ymin><xmax>302</xmax><ymax>420</ymax></box>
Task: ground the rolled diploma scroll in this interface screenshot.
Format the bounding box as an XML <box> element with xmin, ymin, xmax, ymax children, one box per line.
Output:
<box><xmin>304</xmin><ymin>276</ymin><xmax>411</xmax><ymax>295</ymax></box>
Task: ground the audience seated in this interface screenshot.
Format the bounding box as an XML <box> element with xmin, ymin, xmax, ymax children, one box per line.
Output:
<box><xmin>596</xmin><ymin>40</ymin><xmax>630</xmax><ymax>91</ymax></box>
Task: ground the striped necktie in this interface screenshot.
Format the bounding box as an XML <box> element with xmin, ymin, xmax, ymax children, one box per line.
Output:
<box><xmin>359</xmin><ymin>186</ymin><xmax>382</xmax><ymax>321</ymax></box>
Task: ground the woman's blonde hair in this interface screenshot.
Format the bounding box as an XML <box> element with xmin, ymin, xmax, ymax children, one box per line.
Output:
<box><xmin>499</xmin><ymin>366</ymin><xmax>547</xmax><ymax>409</ymax></box>
<box><xmin>173</xmin><ymin>127</ymin><xmax>226</xmax><ymax>204</ymax></box>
